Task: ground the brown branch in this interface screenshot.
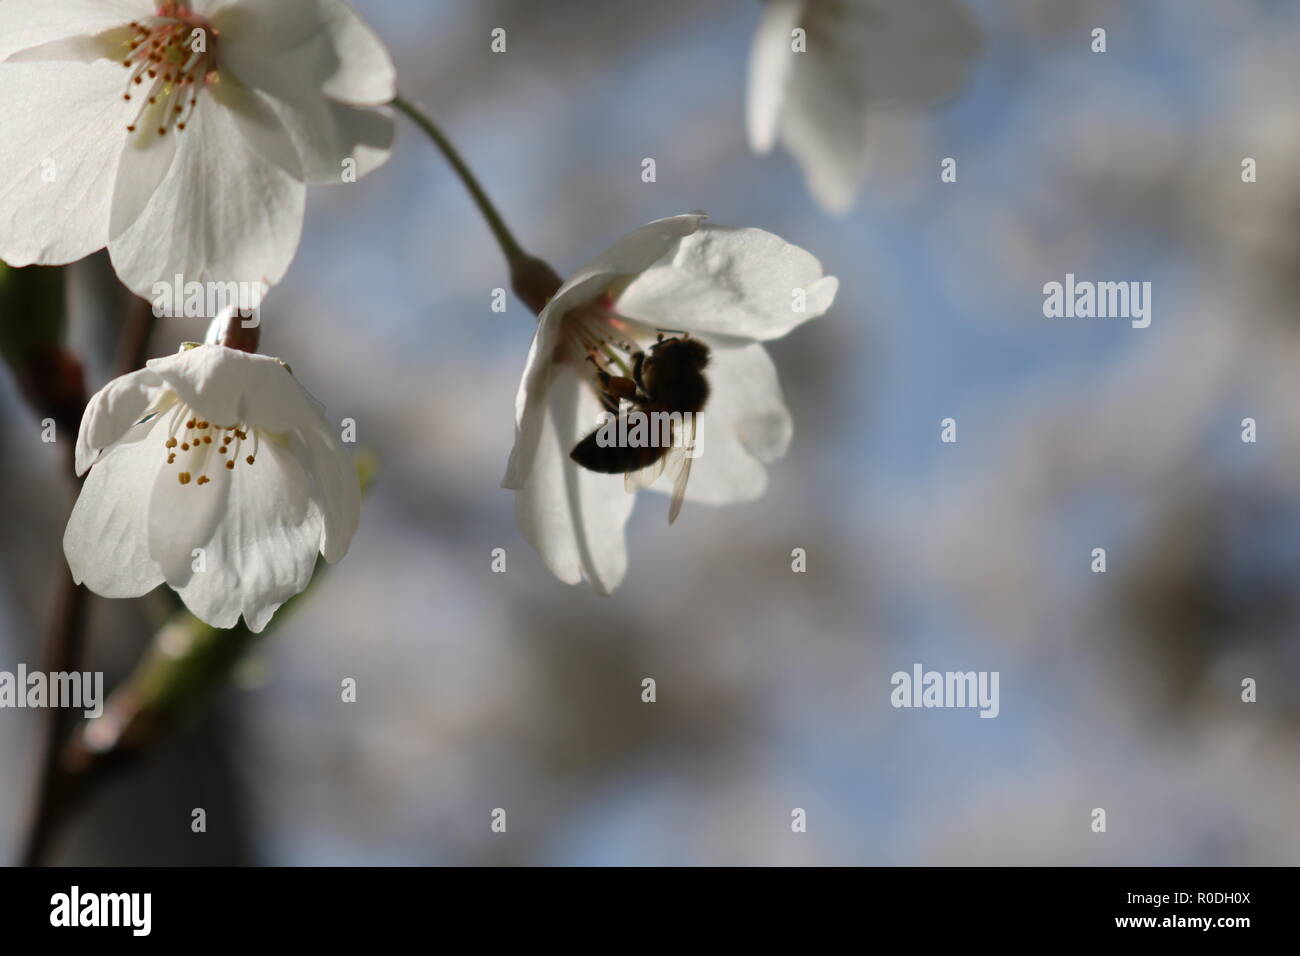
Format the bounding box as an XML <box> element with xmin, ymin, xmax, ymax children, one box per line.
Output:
<box><xmin>13</xmin><ymin>276</ymin><xmax>159</xmax><ymax>866</ymax></box>
<box><xmin>114</xmin><ymin>292</ymin><xmax>159</xmax><ymax>375</ymax></box>
<box><xmin>26</xmin><ymin>612</ymin><xmax>262</xmax><ymax>863</ymax></box>
<box><xmin>19</xmin><ymin>449</ymin><xmax>374</xmax><ymax>864</ymax></box>
<box><xmin>18</xmin><ymin>569</ymin><xmax>90</xmax><ymax>866</ymax></box>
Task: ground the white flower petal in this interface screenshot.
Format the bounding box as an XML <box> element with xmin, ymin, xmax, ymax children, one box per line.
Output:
<box><xmin>655</xmin><ymin>342</ymin><xmax>792</xmax><ymax>506</ymax></box>
<box><xmin>503</xmin><ymin>214</ymin><xmax>708</xmax><ymax>490</ymax></box>
<box><xmin>75</xmin><ymin>366</ymin><xmax>170</xmax><ymax>476</ymax></box>
<box><xmin>723</xmin><ymin>346</ymin><xmax>795</xmax><ymax>465</ymax></box>
<box><xmin>0</xmin><ymin>62</ymin><xmax>133</xmax><ymax>267</ymax></box>
<box><xmin>147</xmin><ymin>344</ymin><xmax>357</xmax><ymax>563</ymax></box>
<box><xmin>617</xmin><ymin>225</ymin><xmax>838</xmax><ymax>342</ymax></box>
<box><xmin>775</xmin><ymin>0</ymin><xmax>981</xmax><ymax>214</ymax></box>
<box><xmin>514</xmin><ymin>367</ymin><xmax>635</xmax><ymax>595</ymax></box>
<box><xmin>316</xmin><ymin>0</ymin><xmax>398</xmax><ymax>104</ymax></box>
<box><xmin>108</xmin><ymin>96</ymin><xmax>305</xmax><ymax>298</ymax></box>
<box><xmin>189</xmin><ymin>0</ymin><xmax>240</xmax><ymax>16</ymax></box>
<box><xmin>213</xmin><ymin>0</ymin><xmax>395</xmax><ymax>183</ymax></box>
<box><xmin>64</xmin><ymin>426</ymin><xmax>166</xmax><ymax>598</ymax></box>
<box><xmin>778</xmin><ymin>66</ymin><xmax>867</xmax><ymax>216</ymax></box>
<box><xmin>568</xmin><ymin>213</ymin><xmax>706</xmax><ymax>289</ymax></box>
<box><xmin>262</xmin><ymin>93</ymin><xmax>393</xmax><ymax>185</ymax></box>
<box><xmin>324</xmin><ymin>100</ymin><xmax>394</xmax><ymax>180</ymax></box>
<box><xmin>147</xmin><ymin>345</ymin><xmax>321</xmax><ymax>433</ymax></box>
<box><xmin>0</xmin><ymin>0</ymin><xmax>149</xmax><ymax>62</ymax></box>
<box><xmin>746</xmin><ymin>0</ymin><xmax>804</xmax><ymax>154</ymax></box>
<box><xmin>214</xmin><ymin>0</ymin><xmax>396</xmax><ymax>106</ymax></box>
<box><xmin>502</xmin><ymin>311</ymin><xmax>563</xmax><ymax>491</ymax></box>
<box><xmin>109</xmin><ymin>121</ymin><xmax>181</xmax><ymax>242</ymax></box>
<box><xmin>208</xmin><ymin>72</ymin><xmax>303</xmax><ymax>181</ymax></box>
<box><xmin>6</xmin><ymin>26</ymin><xmax>133</xmax><ymax>64</ymax></box>
<box><xmin>218</xmin><ymin>43</ymin><xmax>393</xmax><ymax>183</ymax></box>
<box><xmin>149</xmin><ymin>434</ymin><xmax>321</xmax><ymax>633</ymax></box>
<box><xmin>294</xmin><ymin>426</ymin><xmax>360</xmax><ymax>563</ymax></box>
<box><xmin>146</xmin><ymin>445</ymin><xmax>227</xmax><ymax>596</ymax></box>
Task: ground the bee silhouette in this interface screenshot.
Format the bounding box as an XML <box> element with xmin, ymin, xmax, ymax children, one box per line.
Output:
<box><xmin>570</xmin><ymin>334</ymin><xmax>710</xmax><ymax>523</ymax></box>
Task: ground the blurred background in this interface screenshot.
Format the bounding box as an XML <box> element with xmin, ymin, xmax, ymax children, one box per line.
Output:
<box><xmin>3</xmin><ymin>0</ymin><xmax>1300</xmax><ymax>865</ymax></box>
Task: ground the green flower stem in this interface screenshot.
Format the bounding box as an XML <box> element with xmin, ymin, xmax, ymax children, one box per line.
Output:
<box><xmin>392</xmin><ymin>95</ymin><xmax>563</xmax><ymax>314</ymax></box>
<box><xmin>393</xmin><ymin>95</ymin><xmax>527</xmax><ymax>266</ymax></box>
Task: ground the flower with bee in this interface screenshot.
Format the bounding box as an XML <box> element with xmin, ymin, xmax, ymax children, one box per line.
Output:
<box><xmin>568</xmin><ymin>331</ymin><xmax>713</xmax><ymax>526</ymax></box>
<box><xmin>503</xmin><ymin>213</ymin><xmax>838</xmax><ymax>595</ymax></box>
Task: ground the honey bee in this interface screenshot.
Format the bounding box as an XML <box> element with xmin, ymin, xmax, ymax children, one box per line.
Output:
<box><xmin>569</xmin><ymin>334</ymin><xmax>710</xmax><ymax>524</ymax></box>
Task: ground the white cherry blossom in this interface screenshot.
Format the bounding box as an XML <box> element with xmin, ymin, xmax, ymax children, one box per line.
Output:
<box><xmin>64</xmin><ymin>340</ymin><xmax>360</xmax><ymax>632</ymax></box>
<box><xmin>503</xmin><ymin>213</ymin><xmax>838</xmax><ymax>594</ymax></box>
<box><xmin>748</xmin><ymin>0</ymin><xmax>981</xmax><ymax>214</ymax></box>
<box><xmin>0</xmin><ymin>0</ymin><xmax>395</xmax><ymax>298</ymax></box>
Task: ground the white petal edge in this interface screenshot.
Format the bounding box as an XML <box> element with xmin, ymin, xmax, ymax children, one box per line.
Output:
<box><xmin>210</xmin><ymin>0</ymin><xmax>396</xmax><ymax>182</ymax></box>
<box><xmin>295</xmin><ymin>425</ymin><xmax>360</xmax><ymax>563</ymax></box>
<box><xmin>746</xmin><ymin>0</ymin><xmax>805</xmax><ymax>154</ymax></box>
<box><xmin>64</xmin><ymin>425</ymin><xmax>166</xmax><ymax>598</ymax></box>
<box><xmin>0</xmin><ymin>0</ymin><xmax>149</xmax><ymax>62</ymax></box>
<box><xmin>108</xmin><ymin>114</ymin><xmax>181</xmax><ymax>243</ymax></box>
<box><xmin>108</xmin><ymin>96</ymin><xmax>305</xmax><ymax>299</ymax></box>
<box><xmin>778</xmin><ymin>60</ymin><xmax>869</xmax><ymax>216</ymax></box>
<box><xmin>146</xmin><ymin>345</ymin><xmax>358</xmax><ymax>563</ymax></box>
<box><xmin>75</xmin><ymin>366</ymin><xmax>170</xmax><ymax>475</ymax></box>
<box><xmin>147</xmin><ymin>346</ymin><xmax>324</xmax><ymax>435</ymax></box>
<box><xmin>0</xmin><ymin>62</ymin><xmax>135</xmax><ymax>267</ymax></box>
<box><xmin>649</xmin><ymin>341</ymin><xmax>792</xmax><ymax>507</ymax></box>
<box><xmin>513</xmin><ymin>367</ymin><xmax>635</xmax><ymax>595</ymax></box>
<box><xmin>773</xmin><ymin>0</ymin><xmax>982</xmax><ymax>214</ymax></box>
<box><xmin>151</xmin><ymin>434</ymin><xmax>322</xmax><ymax>632</ymax></box>
<box><xmin>212</xmin><ymin>0</ymin><xmax>396</xmax><ymax>107</ymax></box>
<box><xmin>208</xmin><ymin>73</ymin><xmax>304</xmax><ymax>182</ymax></box>
<box><xmin>617</xmin><ymin>225</ymin><xmax>839</xmax><ymax>342</ymax></box>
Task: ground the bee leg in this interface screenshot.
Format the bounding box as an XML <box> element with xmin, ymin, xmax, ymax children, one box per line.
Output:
<box><xmin>595</xmin><ymin>370</ymin><xmax>638</xmax><ymax>413</ymax></box>
<box><xmin>631</xmin><ymin>350</ymin><xmax>649</xmax><ymax>395</ymax></box>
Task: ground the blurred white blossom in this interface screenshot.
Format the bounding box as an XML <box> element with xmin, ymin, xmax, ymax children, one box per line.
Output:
<box><xmin>747</xmin><ymin>0</ymin><xmax>980</xmax><ymax>213</ymax></box>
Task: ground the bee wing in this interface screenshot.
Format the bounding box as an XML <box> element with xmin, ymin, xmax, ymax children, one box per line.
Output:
<box><xmin>666</xmin><ymin>415</ymin><xmax>697</xmax><ymax>525</ymax></box>
<box><xmin>624</xmin><ymin>450</ymin><xmax>668</xmax><ymax>493</ymax></box>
